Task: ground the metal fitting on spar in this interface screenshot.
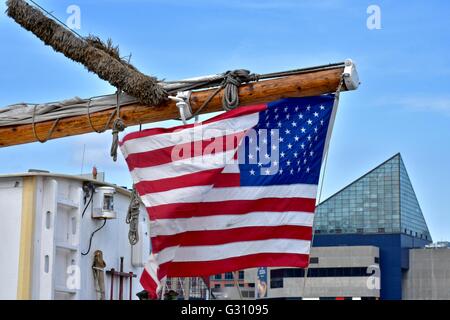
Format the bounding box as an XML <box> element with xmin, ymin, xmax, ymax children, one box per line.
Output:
<box><xmin>168</xmin><ymin>91</ymin><xmax>196</xmax><ymax>125</ymax></box>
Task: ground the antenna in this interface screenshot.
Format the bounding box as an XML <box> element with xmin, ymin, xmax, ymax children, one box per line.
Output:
<box><xmin>80</xmin><ymin>144</ymin><xmax>86</xmax><ymax>174</ymax></box>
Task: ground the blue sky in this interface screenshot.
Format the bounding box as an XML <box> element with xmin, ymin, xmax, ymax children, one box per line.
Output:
<box><xmin>0</xmin><ymin>0</ymin><xmax>449</xmax><ymax>240</ymax></box>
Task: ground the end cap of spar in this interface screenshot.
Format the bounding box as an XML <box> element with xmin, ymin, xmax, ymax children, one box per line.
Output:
<box><xmin>343</xmin><ymin>59</ymin><xmax>360</xmax><ymax>91</ymax></box>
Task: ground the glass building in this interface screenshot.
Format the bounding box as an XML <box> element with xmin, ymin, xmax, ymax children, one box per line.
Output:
<box><xmin>315</xmin><ymin>153</ymin><xmax>431</xmax><ymax>240</ymax></box>
<box><xmin>206</xmin><ymin>154</ymin><xmax>432</xmax><ymax>300</ymax></box>
<box><xmin>313</xmin><ymin>153</ymin><xmax>432</xmax><ymax>299</ymax></box>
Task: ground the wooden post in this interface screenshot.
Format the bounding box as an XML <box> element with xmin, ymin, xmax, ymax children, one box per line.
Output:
<box><xmin>109</xmin><ymin>268</ymin><xmax>115</xmax><ymax>301</ymax></box>
<box><xmin>0</xmin><ymin>67</ymin><xmax>347</xmax><ymax>148</ymax></box>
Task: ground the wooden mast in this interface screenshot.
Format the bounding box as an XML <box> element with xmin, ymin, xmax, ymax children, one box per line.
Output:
<box><xmin>0</xmin><ymin>67</ymin><xmax>348</xmax><ymax>148</ymax></box>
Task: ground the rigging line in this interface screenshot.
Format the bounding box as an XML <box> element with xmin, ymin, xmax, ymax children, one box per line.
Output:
<box><xmin>163</xmin><ymin>63</ymin><xmax>345</xmax><ymax>86</ymax></box>
<box><xmin>6</xmin><ymin>92</ymin><xmax>125</xmax><ymax>107</ymax></box>
<box><xmin>233</xmin><ymin>271</ymin><xmax>243</xmax><ymax>300</ymax></box>
<box><xmin>32</xmin><ymin>104</ymin><xmax>60</xmax><ymax>143</ymax></box>
<box><xmin>27</xmin><ymin>0</ymin><xmax>85</xmax><ymax>40</ymax></box>
<box><xmin>87</xmin><ymin>73</ymin><xmax>135</xmax><ymax>135</ymax></box>
<box><xmin>4</xmin><ymin>63</ymin><xmax>346</xmax><ymax>108</ymax></box>
<box><xmin>1</xmin><ymin>63</ymin><xmax>349</xmax><ymax>128</ymax></box>
<box><xmin>126</xmin><ymin>185</ymin><xmax>141</xmax><ymax>246</ymax></box>
<box><xmin>110</xmin><ymin>90</ymin><xmax>126</xmax><ymax>162</ymax></box>
<box><xmin>189</xmin><ymin>70</ymin><xmax>258</xmax><ymax>119</ymax></box>
<box><xmin>86</xmin><ymin>97</ymin><xmax>118</xmax><ymax>134</ymax></box>
<box><xmin>82</xmin><ymin>191</ymin><xmax>94</xmax><ymax>219</ymax></box>
<box><xmin>259</xmin><ymin>62</ymin><xmax>346</xmax><ymax>80</ymax></box>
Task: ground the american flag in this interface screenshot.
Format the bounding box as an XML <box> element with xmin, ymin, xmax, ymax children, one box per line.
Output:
<box><xmin>120</xmin><ymin>94</ymin><xmax>337</xmax><ymax>299</ymax></box>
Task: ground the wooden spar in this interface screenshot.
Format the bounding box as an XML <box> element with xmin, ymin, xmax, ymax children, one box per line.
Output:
<box><xmin>0</xmin><ymin>67</ymin><xmax>347</xmax><ymax>148</ymax></box>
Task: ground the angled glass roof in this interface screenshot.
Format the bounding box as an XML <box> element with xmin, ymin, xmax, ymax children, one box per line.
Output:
<box><xmin>314</xmin><ymin>154</ymin><xmax>432</xmax><ymax>241</ymax></box>
<box><xmin>399</xmin><ymin>156</ymin><xmax>431</xmax><ymax>239</ymax></box>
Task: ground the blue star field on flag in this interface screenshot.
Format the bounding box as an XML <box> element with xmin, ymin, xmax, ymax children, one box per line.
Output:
<box><xmin>239</xmin><ymin>95</ymin><xmax>335</xmax><ymax>186</ymax></box>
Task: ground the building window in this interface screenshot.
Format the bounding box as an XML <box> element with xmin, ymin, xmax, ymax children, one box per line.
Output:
<box><xmin>310</xmin><ymin>257</ymin><xmax>319</xmax><ymax>264</ymax></box>
<box><xmin>374</xmin><ymin>257</ymin><xmax>380</xmax><ymax>264</ymax></box>
<box><xmin>271</xmin><ymin>267</ymin><xmax>373</xmax><ymax>279</ymax></box>
<box><xmin>214</xmin><ymin>284</ymin><xmax>221</xmax><ymax>289</ymax></box>
<box><xmin>239</xmin><ymin>271</ymin><xmax>245</xmax><ymax>280</ymax></box>
<box><xmin>225</xmin><ymin>272</ymin><xmax>233</xmax><ymax>280</ymax></box>
<box><xmin>271</xmin><ymin>268</ymin><xmax>305</xmax><ymax>279</ymax></box>
<box><xmin>248</xmin><ymin>283</ymin><xmax>255</xmax><ymax>288</ymax></box>
<box><xmin>270</xmin><ymin>278</ymin><xmax>283</xmax><ymax>289</ymax></box>
<box><xmin>242</xmin><ymin>290</ymin><xmax>256</xmax><ymax>298</ymax></box>
<box><xmin>214</xmin><ymin>274</ymin><xmax>222</xmax><ymax>280</ymax></box>
<box><xmin>378</xmin><ymin>228</ymin><xmax>385</xmax><ymax>233</ymax></box>
<box><xmin>225</xmin><ymin>284</ymin><xmax>234</xmax><ymax>287</ymax></box>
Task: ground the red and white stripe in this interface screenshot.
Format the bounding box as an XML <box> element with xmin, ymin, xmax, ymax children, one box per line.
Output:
<box><xmin>120</xmin><ymin>104</ymin><xmax>317</xmax><ymax>299</ymax></box>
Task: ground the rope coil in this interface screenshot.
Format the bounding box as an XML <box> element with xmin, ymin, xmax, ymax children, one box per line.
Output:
<box><xmin>221</xmin><ymin>70</ymin><xmax>259</xmax><ymax>111</ymax></box>
<box><xmin>110</xmin><ymin>90</ymin><xmax>126</xmax><ymax>162</ymax></box>
<box><xmin>110</xmin><ymin>118</ymin><xmax>125</xmax><ymax>161</ymax></box>
<box><xmin>126</xmin><ymin>186</ymin><xmax>141</xmax><ymax>245</ymax></box>
<box><xmin>190</xmin><ymin>69</ymin><xmax>259</xmax><ymax>119</ymax></box>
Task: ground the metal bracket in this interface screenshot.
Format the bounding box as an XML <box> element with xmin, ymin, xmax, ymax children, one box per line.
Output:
<box><xmin>343</xmin><ymin>59</ymin><xmax>360</xmax><ymax>91</ymax></box>
<box><xmin>168</xmin><ymin>91</ymin><xmax>195</xmax><ymax>125</ymax></box>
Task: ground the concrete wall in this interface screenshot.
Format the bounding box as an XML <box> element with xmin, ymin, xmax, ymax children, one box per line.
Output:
<box><xmin>270</xmin><ymin>277</ymin><xmax>378</xmax><ymax>299</ymax></box>
<box><xmin>313</xmin><ymin>233</ymin><xmax>430</xmax><ymax>300</ymax></box>
<box><xmin>403</xmin><ymin>248</ymin><xmax>450</xmax><ymax>300</ymax></box>
<box><xmin>242</xmin><ymin>246</ymin><xmax>380</xmax><ymax>299</ymax></box>
<box><xmin>310</xmin><ymin>246</ymin><xmax>379</xmax><ymax>268</ymax></box>
<box><xmin>211</xmin><ymin>287</ymin><xmax>255</xmax><ymax>300</ymax></box>
<box><xmin>303</xmin><ymin>246</ymin><xmax>380</xmax><ymax>299</ymax></box>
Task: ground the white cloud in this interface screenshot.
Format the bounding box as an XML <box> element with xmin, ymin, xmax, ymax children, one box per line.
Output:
<box><xmin>388</xmin><ymin>96</ymin><xmax>450</xmax><ymax>117</ymax></box>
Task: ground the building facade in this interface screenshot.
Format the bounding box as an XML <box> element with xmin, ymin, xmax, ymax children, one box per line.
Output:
<box><xmin>210</xmin><ymin>154</ymin><xmax>434</xmax><ymax>300</ymax></box>
<box><xmin>314</xmin><ymin>153</ymin><xmax>430</xmax><ymax>239</ymax></box>
<box><xmin>0</xmin><ymin>171</ymin><xmax>149</xmax><ymax>300</ymax></box>
<box><xmin>403</xmin><ymin>247</ymin><xmax>450</xmax><ymax>300</ymax></box>
<box><xmin>211</xmin><ymin>246</ymin><xmax>380</xmax><ymax>300</ymax></box>
<box><xmin>313</xmin><ymin>154</ymin><xmax>432</xmax><ymax>299</ymax></box>
<box><xmin>210</xmin><ymin>271</ymin><xmax>246</xmax><ymax>289</ymax></box>
<box><xmin>266</xmin><ymin>246</ymin><xmax>380</xmax><ymax>300</ymax></box>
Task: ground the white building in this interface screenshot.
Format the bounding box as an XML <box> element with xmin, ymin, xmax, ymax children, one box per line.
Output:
<box><xmin>0</xmin><ymin>171</ymin><xmax>149</xmax><ymax>300</ymax></box>
<box><xmin>212</xmin><ymin>246</ymin><xmax>381</xmax><ymax>300</ymax></box>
